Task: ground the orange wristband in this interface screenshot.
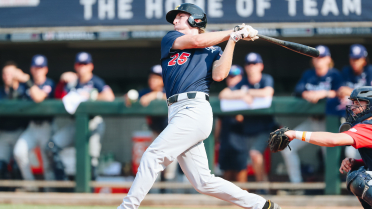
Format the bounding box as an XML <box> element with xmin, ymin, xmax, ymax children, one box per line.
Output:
<box><xmin>302</xmin><ymin>131</ymin><xmax>307</xmax><ymax>141</ymax></box>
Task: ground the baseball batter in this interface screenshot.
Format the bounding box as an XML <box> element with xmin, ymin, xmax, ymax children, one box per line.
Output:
<box><xmin>118</xmin><ymin>3</ymin><xmax>280</xmax><ymax>209</ymax></box>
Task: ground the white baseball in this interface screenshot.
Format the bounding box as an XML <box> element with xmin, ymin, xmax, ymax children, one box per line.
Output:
<box><xmin>127</xmin><ymin>89</ymin><xmax>139</xmax><ymax>101</ymax></box>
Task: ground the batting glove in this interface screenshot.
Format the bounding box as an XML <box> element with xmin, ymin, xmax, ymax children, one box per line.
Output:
<box><xmin>233</xmin><ymin>23</ymin><xmax>246</xmax><ymax>32</ymax></box>
<box><xmin>230</xmin><ymin>24</ymin><xmax>259</xmax><ymax>42</ymax></box>
<box><xmin>230</xmin><ymin>27</ymin><xmax>249</xmax><ymax>42</ymax></box>
<box><xmin>242</xmin><ymin>25</ymin><xmax>259</xmax><ymax>41</ymax></box>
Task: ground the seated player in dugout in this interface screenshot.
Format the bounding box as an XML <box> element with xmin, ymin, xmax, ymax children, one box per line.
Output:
<box><xmin>138</xmin><ymin>65</ymin><xmax>167</xmax><ymax>108</ymax></box>
<box><xmin>215</xmin><ymin>65</ymin><xmax>246</xmax><ymax>181</ymax></box>
<box><xmin>124</xmin><ymin>65</ymin><xmax>167</xmax><ymax>135</ymax></box>
<box><xmin>13</xmin><ymin>55</ymin><xmax>55</xmax><ymax>189</ymax></box>
<box><xmin>219</xmin><ymin>53</ymin><xmax>275</xmax><ymax>184</ymax></box>
<box><xmin>49</xmin><ymin>52</ymin><xmax>115</xmax><ymax>180</ymax></box>
<box><xmin>338</xmin><ymin>44</ymin><xmax>372</xmax><ymax>100</ymax></box>
<box><xmin>282</xmin><ymin>86</ymin><xmax>372</xmax><ymax>209</ymax></box>
<box><xmin>338</xmin><ymin>44</ymin><xmax>372</xmax><ymax>160</ymax></box>
<box><xmin>124</xmin><ymin>65</ymin><xmax>168</xmax><ymax>132</ymax></box>
<box><xmin>281</xmin><ymin>45</ymin><xmax>343</xmax><ymax>184</ymax></box>
<box><xmin>0</xmin><ymin>62</ymin><xmax>29</xmax><ymax>182</ymax></box>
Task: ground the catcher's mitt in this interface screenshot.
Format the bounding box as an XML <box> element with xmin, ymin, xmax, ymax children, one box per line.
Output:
<box><xmin>268</xmin><ymin>127</ymin><xmax>291</xmax><ymax>153</ymax></box>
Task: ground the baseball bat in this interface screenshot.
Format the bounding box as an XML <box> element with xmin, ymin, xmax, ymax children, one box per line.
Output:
<box><xmin>257</xmin><ymin>34</ymin><xmax>319</xmax><ymax>58</ymax></box>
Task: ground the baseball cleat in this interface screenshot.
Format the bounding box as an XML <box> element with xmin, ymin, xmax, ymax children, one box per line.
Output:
<box><xmin>263</xmin><ymin>200</ymin><xmax>281</xmax><ymax>209</ymax></box>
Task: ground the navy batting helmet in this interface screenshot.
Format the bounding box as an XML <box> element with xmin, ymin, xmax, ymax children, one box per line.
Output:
<box><xmin>346</xmin><ymin>86</ymin><xmax>372</xmax><ymax>125</ymax></box>
<box><xmin>166</xmin><ymin>3</ymin><xmax>207</xmax><ymax>29</ymax></box>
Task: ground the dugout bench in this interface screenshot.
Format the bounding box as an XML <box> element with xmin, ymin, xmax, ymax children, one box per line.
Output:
<box><xmin>0</xmin><ymin>97</ymin><xmax>341</xmax><ymax>194</ymax></box>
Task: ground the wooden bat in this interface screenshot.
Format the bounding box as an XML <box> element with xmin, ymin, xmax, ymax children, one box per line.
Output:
<box><xmin>257</xmin><ymin>34</ymin><xmax>319</xmax><ymax>58</ymax></box>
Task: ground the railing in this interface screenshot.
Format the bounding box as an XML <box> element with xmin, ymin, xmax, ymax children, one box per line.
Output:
<box><xmin>0</xmin><ymin>97</ymin><xmax>341</xmax><ymax>194</ymax></box>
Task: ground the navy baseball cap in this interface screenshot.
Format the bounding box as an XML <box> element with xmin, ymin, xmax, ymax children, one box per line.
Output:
<box><xmin>75</xmin><ymin>52</ymin><xmax>93</xmax><ymax>64</ymax></box>
<box><xmin>31</xmin><ymin>55</ymin><xmax>47</xmax><ymax>67</ymax></box>
<box><xmin>315</xmin><ymin>45</ymin><xmax>331</xmax><ymax>57</ymax></box>
<box><xmin>228</xmin><ymin>65</ymin><xmax>243</xmax><ymax>77</ymax></box>
<box><xmin>349</xmin><ymin>44</ymin><xmax>368</xmax><ymax>59</ymax></box>
<box><xmin>245</xmin><ymin>52</ymin><xmax>263</xmax><ymax>64</ymax></box>
<box><xmin>150</xmin><ymin>65</ymin><xmax>162</xmax><ymax>76</ymax></box>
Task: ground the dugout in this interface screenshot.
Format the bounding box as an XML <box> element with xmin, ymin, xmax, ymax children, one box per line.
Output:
<box><xmin>0</xmin><ymin>35</ymin><xmax>371</xmax><ymax>96</ymax></box>
<box><xmin>0</xmin><ymin>34</ymin><xmax>367</xmax><ymax>193</ymax></box>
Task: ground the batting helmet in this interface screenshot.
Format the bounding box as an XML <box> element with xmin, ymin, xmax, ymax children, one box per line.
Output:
<box><xmin>346</xmin><ymin>86</ymin><xmax>372</xmax><ymax>125</ymax></box>
<box><xmin>166</xmin><ymin>3</ymin><xmax>207</xmax><ymax>29</ymax></box>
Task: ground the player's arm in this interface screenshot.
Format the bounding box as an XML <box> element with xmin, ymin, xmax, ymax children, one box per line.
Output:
<box><xmin>285</xmin><ymin>130</ymin><xmax>355</xmax><ymax>147</ymax></box>
<box><xmin>219</xmin><ymin>87</ymin><xmax>244</xmax><ymax>100</ymax></box>
<box><xmin>340</xmin><ymin>158</ymin><xmax>365</xmax><ymax>173</ymax></box>
<box><xmin>13</xmin><ymin>69</ymin><xmax>48</xmax><ymax>103</ymax></box>
<box><xmin>247</xmin><ymin>87</ymin><xmax>274</xmax><ymax>97</ymax></box>
<box><xmin>212</xmin><ymin>39</ymin><xmax>237</xmax><ymax>82</ymax></box>
<box><xmin>219</xmin><ymin>87</ymin><xmax>254</xmax><ymax>104</ymax></box>
<box><xmin>337</xmin><ymin>86</ymin><xmax>353</xmax><ymax>98</ymax></box>
<box><xmin>172</xmin><ymin>30</ymin><xmax>233</xmax><ymax>50</ymax></box>
<box><xmin>28</xmin><ymin>86</ymin><xmax>48</xmax><ymax>103</ymax></box>
<box><xmin>97</xmin><ymin>88</ymin><xmax>115</xmax><ymax>101</ymax></box>
<box><xmin>140</xmin><ymin>91</ymin><xmax>167</xmax><ymax>107</ymax></box>
<box><xmin>314</xmin><ymin>90</ymin><xmax>337</xmax><ymax>99</ymax></box>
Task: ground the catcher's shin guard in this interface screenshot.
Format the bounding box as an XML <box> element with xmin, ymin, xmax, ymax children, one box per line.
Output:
<box><xmin>262</xmin><ymin>200</ymin><xmax>281</xmax><ymax>209</ymax></box>
<box><xmin>347</xmin><ymin>166</ymin><xmax>372</xmax><ymax>207</ymax></box>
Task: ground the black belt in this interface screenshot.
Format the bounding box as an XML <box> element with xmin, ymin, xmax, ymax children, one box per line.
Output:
<box><xmin>167</xmin><ymin>92</ymin><xmax>209</xmax><ymax>106</ymax></box>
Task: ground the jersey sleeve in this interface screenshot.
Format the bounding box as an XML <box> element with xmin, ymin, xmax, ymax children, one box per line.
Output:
<box><xmin>343</xmin><ymin>124</ymin><xmax>372</xmax><ymax>149</ymax></box>
<box><xmin>262</xmin><ymin>74</ymin><xmax>274</xmax><ymax>88</ymax></box>
<box><xmin>93</xmin><ymin>76</ymin><xmax>111</xmax><ymax>93</ymax></box>
<box><xmin>294</xmin><ymin>70</ymin><xmax>311</xmax><ymax>97</ymax></box>
<box><xmin>214</xmin><ymin>47</ymin><xmax>223</xmax><ymax>61</ymax></box>
<box><xmin>161</xmin><ymin>31</ymin><xmax>184</xmax><ymax>60</ymax></box>
<box><xmin>331</xmin><ymin>69</ymin><xmax>343</xmax><ymax>91</ymax></box>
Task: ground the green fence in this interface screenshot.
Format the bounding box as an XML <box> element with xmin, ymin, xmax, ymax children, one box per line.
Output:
<box><xmin>0</xmin><ymin>97</ymin><xmax>341</xmax><ymax>194</ymax></box>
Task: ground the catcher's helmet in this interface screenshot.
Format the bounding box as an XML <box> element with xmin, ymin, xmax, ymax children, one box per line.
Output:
<box><xmin>346</xmin><ymin>86</ymin><xmax>372</xmax><ymax>125</ymax></box>
<box><xmin>166</xmin><ymin>3</ymin><xmax>207</xmax><ymax>29</ymax></box>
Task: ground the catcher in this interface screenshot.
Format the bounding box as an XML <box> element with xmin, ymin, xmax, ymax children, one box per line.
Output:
<box><xmin>269</xmin><ymin>86</ymin><xmax>372</xmax><ymax>208</ymax></box>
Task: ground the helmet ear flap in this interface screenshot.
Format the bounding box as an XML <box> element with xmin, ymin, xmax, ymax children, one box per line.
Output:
<box><xmin>188</xmin><ymin>16</ymin><xmax>195</xmax><ymax>27</ymax></box>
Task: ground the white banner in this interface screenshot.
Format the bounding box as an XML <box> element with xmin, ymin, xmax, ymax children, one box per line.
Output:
<box><xmin>0</xmin><ymin>0</ymin><xmax>39</xmax><ymax>7</ymax></box>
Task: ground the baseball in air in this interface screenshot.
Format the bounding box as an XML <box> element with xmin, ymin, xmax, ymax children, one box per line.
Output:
<box><xmin>127</xmin><ymin>89</ymin><xmax>139</xmax><ymax>101</ymax></box>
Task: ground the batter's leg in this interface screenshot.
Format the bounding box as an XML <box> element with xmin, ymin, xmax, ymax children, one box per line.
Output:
<box><xmin>118</xmin><ymin>100</ymin><xmax>213</xmax><ymax>209</ymax></box>
<box><xmin>178</xmin><ymin>141</ymin><xmax>266</xmax><ymax>209</ymax></box>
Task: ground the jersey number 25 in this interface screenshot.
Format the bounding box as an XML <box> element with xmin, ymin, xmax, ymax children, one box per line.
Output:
<box><xmin>168</xmin><ymin>52</ymin><xmax>191</xmax><ymax>66</ymax></box>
